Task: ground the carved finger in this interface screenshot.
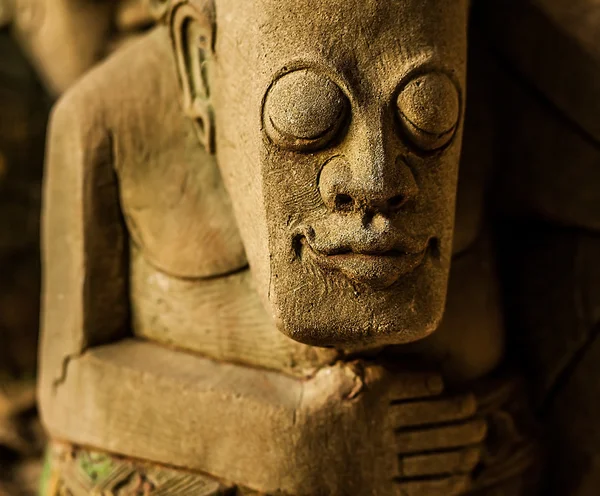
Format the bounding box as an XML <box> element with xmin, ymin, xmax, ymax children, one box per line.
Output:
<box><xmin>395</xmin><ymin>475</ymin><xmax>470</xmax><ymax>496</ymax></box>
<box><xmin>388</xmin><ymin>372</ymin><xmax>444</xmax><ymax>401</ymax></box>
<box><xmin>396</xmin><ymin>447</ymin><xmax>481</xmax><ymax>478</ymax></box>
<box><xmin>395</xmin><ymin>418</ymin><xmax>487</xmax><ymax>454</ymax></box>
<box><xmin>389</xmin><ymin>394</ymin><xmax>476</xmax><ymax>428</ymax></box>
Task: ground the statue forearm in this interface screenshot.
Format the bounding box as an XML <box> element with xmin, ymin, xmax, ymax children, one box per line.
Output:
<box><xmin>43</xmin><ymin>338</ymin><xmax>487</xmax><ymax>495</ymax></box>
<box><xmin>39</xmin><ymin>89</ymin><xmax>129</xmax><ymax>410</ymax></box>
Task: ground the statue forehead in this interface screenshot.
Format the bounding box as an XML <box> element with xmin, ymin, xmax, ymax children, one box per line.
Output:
<box><xmin>215</xmin><ymin>0</ymin><xmax>467</xmax><ymax>82</ymax></box>
<box><xmin>217</xmin><ymin>0</ymin><xmax>450</xmax><ymax>30</ymax></box>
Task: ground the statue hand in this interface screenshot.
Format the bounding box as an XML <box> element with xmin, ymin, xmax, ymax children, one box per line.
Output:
<box><xmin>268</xmin><ymin>361</ymin><xmax>486</xmax><ymax>494</ymax></box>
<box><xmin>385</xmin><ymin>371</ymin><xmax>486</xmax><ymax>495</ymax></box>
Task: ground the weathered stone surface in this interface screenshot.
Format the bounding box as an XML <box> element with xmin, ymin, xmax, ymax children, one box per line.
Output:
<box><xmin>131</xmin><ymin>248</ymin><xmax>338</xmax><ymax>376</ymax></box>
<box><xmin>181</xmin><ymin>0</ymin><xmax>468</xmax><ymax>347</ymax></box>
<box><xmin>492</xmin><ymin>58</ymin><xmax>600</xmax><ymax>229</ymax></box>
<box><xmin>34</xmin><ymin>1</ymin><xmax>556</xmax><ymax>494</ymax></box>
<box><xmin>496</xmin><ymin>221</ymin><xmax>600</xmax><ymax>407</ymax></box>
<box><xmin>476</xmin><ymin>0</ymin><xmax>600</xmax><ymax>143</ymax></box>
<box><xmin>402</xmin><ymin>234</ymin><xmax>505</xmax><ymax>384</ymax></box>
<box><xmin>39</xmin><ymin>27</ymin><xmax>246</xmax><ymax>398</ymax></box>
<box><xmin>45</xmin><ymin>443</ymin><xmax>232</xmax><ymax>495</ymax></box>
<box><xmin>42</xmin><ymin>339</ymin><xmax>485</xmax><ymax>495</ymax></box>
<box><xmin>452</xmin><ymin>28</ymin><xmax>496</xmax><ymax>256</ymax></box>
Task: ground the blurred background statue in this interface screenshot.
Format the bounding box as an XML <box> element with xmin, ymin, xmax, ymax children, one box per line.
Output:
<box><xmin>0</xmin><ymin>1</ymin><xmax>163</xmax><ymax>493</ymax></box>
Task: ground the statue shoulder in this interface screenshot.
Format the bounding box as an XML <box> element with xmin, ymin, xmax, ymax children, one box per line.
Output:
<box><xmin>50</xmin><ymin>26</ymin><xmax>246</xmax><ymax>278</ymax></box>
<box><xmin>47</xmin><ymin>26</ymin><xmax>172</xmax><ymax>153</ymax></box>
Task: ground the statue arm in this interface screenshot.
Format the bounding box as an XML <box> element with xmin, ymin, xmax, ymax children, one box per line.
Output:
<box><xmin>39</xmin><ymin>87</ymin><xmax>129</xmax><ymax>415</ymax></box>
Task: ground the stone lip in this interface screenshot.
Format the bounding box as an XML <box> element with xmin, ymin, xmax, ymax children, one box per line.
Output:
<box><xmin>299</xmin><ymin>234</ymin><xmax>431</xmax><ymax>288</ymax></box>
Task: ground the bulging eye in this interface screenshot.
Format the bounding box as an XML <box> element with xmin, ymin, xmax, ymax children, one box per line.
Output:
<box><xmin>263</xmin><ymin>69</ymin><xmax>348</xmax><ymax>151</ymax></box>
<box><xmin>396</xmin><ymin>72</ymin><xmax>460</xmax><ymax>151</ymax></box>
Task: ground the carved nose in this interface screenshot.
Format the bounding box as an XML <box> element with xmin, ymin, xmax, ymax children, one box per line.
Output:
<box><xmin>318</xmin><ymin>156</ymin><xmax>418</xmax><ymax>214</ymax></box>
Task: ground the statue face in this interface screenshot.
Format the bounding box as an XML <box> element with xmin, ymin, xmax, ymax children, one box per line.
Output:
<box><xmin>188</xmin><ymin>0</ymin><xmax>468</xmax><ymax>347</ymax></box>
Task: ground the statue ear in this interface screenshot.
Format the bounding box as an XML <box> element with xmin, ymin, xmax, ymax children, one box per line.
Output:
<box><xmin>170</xmin><ymin>1</ymin><xmax>215</xmax><ymax>153</ymax></box>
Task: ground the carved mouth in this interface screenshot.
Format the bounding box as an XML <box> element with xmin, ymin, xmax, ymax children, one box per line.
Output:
<box><xmin>299</xmin><ymin>237</ymin><xmax>432</xmax><ymax>288</ymax></box>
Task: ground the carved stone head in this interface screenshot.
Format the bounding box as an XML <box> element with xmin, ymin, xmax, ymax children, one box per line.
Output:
<box><xmin>172</xmin><ymin>0</ymin><xmax>468</xmax><ymax>347</ymax></box>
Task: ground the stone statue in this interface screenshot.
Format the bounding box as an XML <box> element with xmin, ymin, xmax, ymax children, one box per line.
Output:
<box><xmin>37</xmin><ymin>0</ymin><xmax>558</xmax><ymax>494</ymax></box>
<box><xmin>474</xmin><ymin>0</ymin><xmax>600</xmax><ymax>494</ymax></box>
<box><xmin>0</xmin><ymin>1</ymin><xmax>165</xmax><ymax>491</ymax></box>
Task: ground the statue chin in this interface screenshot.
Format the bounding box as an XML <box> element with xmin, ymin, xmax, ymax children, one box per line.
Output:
<box><xmin>269</xmin><ymin>245</ymin><xmax>447</xmax><ymax>348</ymax></box>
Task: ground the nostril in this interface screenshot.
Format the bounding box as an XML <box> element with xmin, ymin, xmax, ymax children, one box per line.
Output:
<box><xmin>335</xmin><ymin>194</ymin><xmax>354</xmax><ymax>211</ymax></box>
<box><xmin>388</xmin><ymin>194</ymin><xmax>406</xmax><ymax>210</ymax></box>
